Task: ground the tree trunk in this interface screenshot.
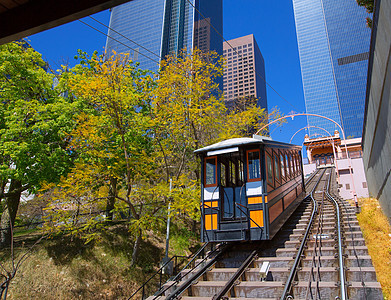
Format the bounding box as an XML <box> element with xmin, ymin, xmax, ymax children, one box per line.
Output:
<box><xmin>0</xmin><ymin>208</ymin><xmax>11</xmax><ymax>247</ymax></box>
<box><xmin>0</xmin><ymin>179</ymin><xmax>22</xmax><ymax>247</ymax></box>
<box><xmin>106</xmin><ymin>177</ymin><xmax>117</xmax><ymax>221</ymax></box>
<box><xmin>131</xmin><ymin>228</ymin><xmax>142</xmax><ymax>267</ymax></box>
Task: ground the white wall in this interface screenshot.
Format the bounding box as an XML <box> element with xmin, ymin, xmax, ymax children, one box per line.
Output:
<box><xmin>337</xmin><ymin>157</ymin><xmax>369</xmax><ymax>200</ymax></box>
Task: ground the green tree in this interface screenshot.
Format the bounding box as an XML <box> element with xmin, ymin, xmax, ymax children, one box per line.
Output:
<box><xmin>356</xmin><ymin>0</ymin><xmax>374</xmax><ymax>27</ymax></box>
<box><xmin>0</xmin><ymin>41</ymin><xmax>75</xmax><ymax>246</ymax></box>
<box><xmin>42</xmin><ymin>51</ymin><xmax>157</xmax><ymax>265</ymax></box>
<box><xmin>151</xmin><ymin>49</ymin><xmax>275</xmax><ymax>222</ymax></box>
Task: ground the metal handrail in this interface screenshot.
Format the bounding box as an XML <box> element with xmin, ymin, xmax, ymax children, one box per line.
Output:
<box><xmin>128</xmin><ymin>253</ymin><xmax>194</xmax><ymax>299</ymax></box>
<box><xmin>128</xmin><ymin>243</ymin><xmax>208</xmax><ymax>299</ymax></box>
<box><xmin>235</xmin><ymin>203</ymin><xmax>263</xmax><ymax>232</ymax></box>
<box><xmin>200</xmin><ymin>207</ymin><xmax>210</xmax><ymax>242</ymax></box>
<box><xmin>280</xmin><ymin>168</ymin><xmax>326</xmax><ymax>300</ymax></box>
<box><xmin>163</xmin><ymin>243</ymin><xmax>228</xmax><ymax>300</ymax></box>
<box><xmin>203</xmin><ymin>203</ymin><xmax>220</xmax><ymax>238</ymax></box>
<box><xmin>151</xmin><ymin>243</ymin><xmax>222</xmax><ymax>300</ymax></box>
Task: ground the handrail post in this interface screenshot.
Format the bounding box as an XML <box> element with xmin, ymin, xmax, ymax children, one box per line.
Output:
<box><xmin>159</xmin><ymin>270</ymin><xmax>162</xmax><ymax>290</ymax></box>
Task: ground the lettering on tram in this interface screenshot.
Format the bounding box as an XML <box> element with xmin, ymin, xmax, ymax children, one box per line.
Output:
<box><xmin>194</xmin><ymin>135</ymin><xmax>305</xmax><ymax>243</ymax></box>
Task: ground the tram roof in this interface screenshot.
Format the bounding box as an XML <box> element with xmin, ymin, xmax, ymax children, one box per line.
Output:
<box><xmin>194</xmin><ymin>135</ymin><xmax>301</xmax><ymax>154</ymax></box>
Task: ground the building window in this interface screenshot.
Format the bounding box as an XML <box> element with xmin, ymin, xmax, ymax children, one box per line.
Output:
<box><xmin>346</xmin><ymin>183</ymin><xmax>350</xmax><ymax>190</ymax></box>
<box><xmin>362</xmin><ymin>182</ymin><xmax>367</xmax><ymax>188</ymax></box>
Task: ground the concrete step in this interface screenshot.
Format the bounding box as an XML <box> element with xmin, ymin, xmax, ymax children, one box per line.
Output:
<box><xmin>254</xmin><ymin>257</ymin><xmax>294</xmax><ymax>268</ymax></box>
<box><xmin>190</xmin><ymin>281</ymin><xmax>226</xmax><ymax>297</ymax></box>
<box><xmin>285</xmin><ymin>238</ymin><xmax>337</xmax><ymax>248</ymax></box>
<box><xmin>292</xmin><ymin>281</ymin><xmax>383</xmax><ymax>299</ymax></box>
<box><xmin>245</xmin><ymin>267</ymin><xmax>290</xmax><ymax>281</ymax></box>
<box><xmin>301</xmin><ymin>255</ymin><xmax>374</xmax><ymax>267</ymax></box>
<box><xmin>297</xmin><ymin>266</ymin><xmax>378</xmax><ymax>282</ymax></box>
<box><xmin>345</xmin><ymin>230</ymin><xmax>364</xmax><ymax>239</ymax></box>
<box><xmin>303</xmin><ymin>245</ymin><xmax>368</xmax><ymax>256</ymax></box>
<box><xmin>206</xmin><ymin>268</ymin><xmax>237</xmax><ymax>281</ymax></box>
<box><xmin>292</xmin><ymin>227</ymin><xmax>335</xmax><ymax>235</ymax></box>
<box><xmin>181</xmin><ymin>297</ymin><xmax>287</xmax><ymax>300</ymax></box>
<box><xmin>233</xmin><ymin>281</ymin><xmax>285</xmax><ymax>298</ymax></box>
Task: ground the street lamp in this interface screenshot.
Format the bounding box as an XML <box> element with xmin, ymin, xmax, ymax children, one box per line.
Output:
<box><xmin>257</xmin><ymin>113</ymin><xmax>358</xmax><ymax>207</ymax></box>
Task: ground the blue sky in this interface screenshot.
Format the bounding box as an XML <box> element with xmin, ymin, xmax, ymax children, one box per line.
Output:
<box><xmin>27</xmin><ymin>0</ymin><xmax>308</xmax><ymax>146</ymax></box>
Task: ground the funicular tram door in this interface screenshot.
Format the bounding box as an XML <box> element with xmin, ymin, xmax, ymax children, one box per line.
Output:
<box><xmin>219</xmin><ymin>152</ymin><xmax>247</xmax><ymax>222</ymax></box>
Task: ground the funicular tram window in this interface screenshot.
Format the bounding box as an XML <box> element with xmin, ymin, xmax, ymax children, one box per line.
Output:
<box><xmin>296</xmin><ymin>153</ymin><xmax>300</xmax><ymax>174</ymax></box>
<box><xmin>280</xmin><ymin>153</ymin><xmax>285</xmax><ymax>179</ymax></box>
<box><xmin>285</xmin><ymin>154</ymin><xmax>290</xmax><ymax>178</ymax></box>
<box><xmin>266</xmin><ymin>153</ymin><xmax>274</xmax><ymax>186</ymax></box>
<box><xmin>221</xmin><ymin>163</ymin><xmax>226</xmax><ymax>186</ymax></box>
<box><xmin>291</xmin><ymin>154</ymin><xmax>295</xmax><ymax>175</ymax></box>
<box><xmin>290</xmin><ymin>154</ymin><xmax>295</xmax><ymax>175</ymax></box>
<box><xmin>205</xmin><ymin>157</ymin><xmax>217</xmax><ymax>187</ymax></box>
<box><xmin>274</xmin><ymin>152</ymin><xmax>281</xmax><ymax>184</ymax></box>
<box><xmin>247</xmin><ymin>150</ymin><xmax>261</xmax><ymax>181</ymax></box>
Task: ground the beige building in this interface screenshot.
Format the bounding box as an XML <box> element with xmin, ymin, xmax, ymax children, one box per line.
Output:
<box><xmin>303</xmin><ymin>131</ymin><xmax>369</xmax><ymax>200</ymax></box>
<box><xmin>222</xmin><ymin>34</ymin><xmax>267</xmax><ymax>111</ymax></box>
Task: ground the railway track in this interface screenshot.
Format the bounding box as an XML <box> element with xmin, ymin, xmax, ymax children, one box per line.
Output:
<box><xmin>145</xmin><ymin>168</ymin><xmax>383</xmax><ymax>299</ymax></box>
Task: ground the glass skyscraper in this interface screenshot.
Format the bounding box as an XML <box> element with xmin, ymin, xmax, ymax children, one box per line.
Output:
<box><xmin>292</xmin><ymin>0</ymin><xmax>371</xmax><ymax>138</ymax></box>
<box><xmin>105</xmin><ymin>0</ymin><xmax>223</xmax><ymax>73</ymax></box>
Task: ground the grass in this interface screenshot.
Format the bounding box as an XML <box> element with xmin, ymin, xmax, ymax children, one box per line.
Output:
<box><xmin>1</xmin><ymin>222</ymin><xmax>199</xmax><ymax>299</ymax></box>
<box><xmin>357</xmin><ymin>198</ymin><xmax>391</xmax><ymax>300</ymax></box>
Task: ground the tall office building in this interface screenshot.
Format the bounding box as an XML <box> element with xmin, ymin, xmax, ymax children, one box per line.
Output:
<box><xmin>105</xmin><ymin>0</ymin><xmax>223</xmax><ymax>73</ymax></box>
<box><xmin>292</xmin><ymin>0</ymin><xmax>371</xmax><ymax>138</ymax></box>
<box><xmin>223</xmin><ymin>34</ymin><xmax>267</xmax><ymax>111</ymax></box>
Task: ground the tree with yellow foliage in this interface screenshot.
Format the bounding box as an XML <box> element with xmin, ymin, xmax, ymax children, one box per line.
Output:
<box><xmin>42</xmin><ymin>51</ymin><xmax>157</xmax><ymax>265</ymax></box>
<box><xmin>42</xmin><ymin>49</ymin><xmax>281</xmax><ymax>265</ymax></box>
<box><xmin>151</xmin><ymin>48</ymin><xmax>279</xmax><ymax>221</ymax></box>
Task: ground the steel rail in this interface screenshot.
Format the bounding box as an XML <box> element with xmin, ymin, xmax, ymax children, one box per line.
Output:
<box><xmin>149</xmin><ymin>242</ymin><xmax>220</xmax><ymax>300</ymax></box>
<box><xmin>212</xmin><ymin>249</ymin><xmax>258</xmax><ymax>300</ymax></box>
<box><xmin>330</xmin><ymin>170</ymin><xmax>368</xmax><ymax>299</ymax></box>
<box><xmin>128</xmin><ymin>243</ymin><xmax>210</xmax><ymax>299</ymax></box>
<box><xmin>280</xmin><ymin>168</ymin><xmax>327</xmax><ymax>300</ymax></box>
<box><xmin>325</xmin><ymin>169</ymin><xmax>348</xmax><ymax>300</ymax></box>
<box><xmin>305</xmin><ymin>184</ymin><xmax>326</xmax><ymax>300</ymax></box>
<box><xmin>163</xmin><ymin>243</ymin><xmax>229</xmax><ymax>300</ymax></box>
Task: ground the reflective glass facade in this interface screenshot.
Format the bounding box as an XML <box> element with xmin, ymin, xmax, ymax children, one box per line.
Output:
<box><xmin>106</xmin><ymin>0</ymin><xmax>222</xmax><ymax>73</ymax></box>
<box><xmin>106</xmin><ymin>0</ymin><xmax>164</xmax><ymax>72</ymax></box>
<box><xmin>293</xmin><ymin>0</ymin><xmax>371</xmax><ymax>138</ymax></box>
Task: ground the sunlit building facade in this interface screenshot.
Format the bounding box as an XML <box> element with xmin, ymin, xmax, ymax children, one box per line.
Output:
<box><xmin>105</xmin><ymin>0</ymin><xmax>223</xmax><ymax>73</ymax></box>
<box><xmin>222</xmin><ymin>34</ymin><xmax>267</xmax><ymax>111</ymax></box>
<box><xmin>292</xmin><ymin>0</ymin><xmax>371</xmax><ymax>138</ymax></box>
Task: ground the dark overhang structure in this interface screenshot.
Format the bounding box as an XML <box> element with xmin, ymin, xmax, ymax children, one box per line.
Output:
<box><xmin>0</xmin><ymin>0</ymin><xmax>133</xmax><ymax>45</ymax></box>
